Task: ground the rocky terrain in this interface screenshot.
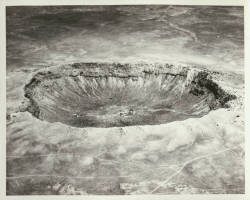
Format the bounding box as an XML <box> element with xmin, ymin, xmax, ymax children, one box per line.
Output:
<box><xmin>6</xmin><ymin>5</ymin><xmax>244</xmax><ymax>195</ymax></box>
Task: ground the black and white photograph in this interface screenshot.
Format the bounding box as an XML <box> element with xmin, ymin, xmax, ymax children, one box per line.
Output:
<box><xmin>2</xmin><ymin>0</ymin><xmax>248</xmax><ymax>197</ymax></box>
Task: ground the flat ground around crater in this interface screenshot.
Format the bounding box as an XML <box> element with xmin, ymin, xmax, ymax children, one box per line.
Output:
<box><xmin>6</xmin><ymin>6</ymin><xmax>244</xmax><ymax>195</ymax></box>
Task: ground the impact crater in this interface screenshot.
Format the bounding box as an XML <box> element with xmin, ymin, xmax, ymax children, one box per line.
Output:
<box><xmin>24</xmin><ymin>63</ymin><xmax>235</xmax><ymax>128</ymax></box>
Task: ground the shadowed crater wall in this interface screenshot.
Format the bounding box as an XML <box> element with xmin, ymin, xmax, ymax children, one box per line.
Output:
<box><xmin>24</xmin><ymin>63</ymin><xmax>236</xmax><ymax>128</ymax></box>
